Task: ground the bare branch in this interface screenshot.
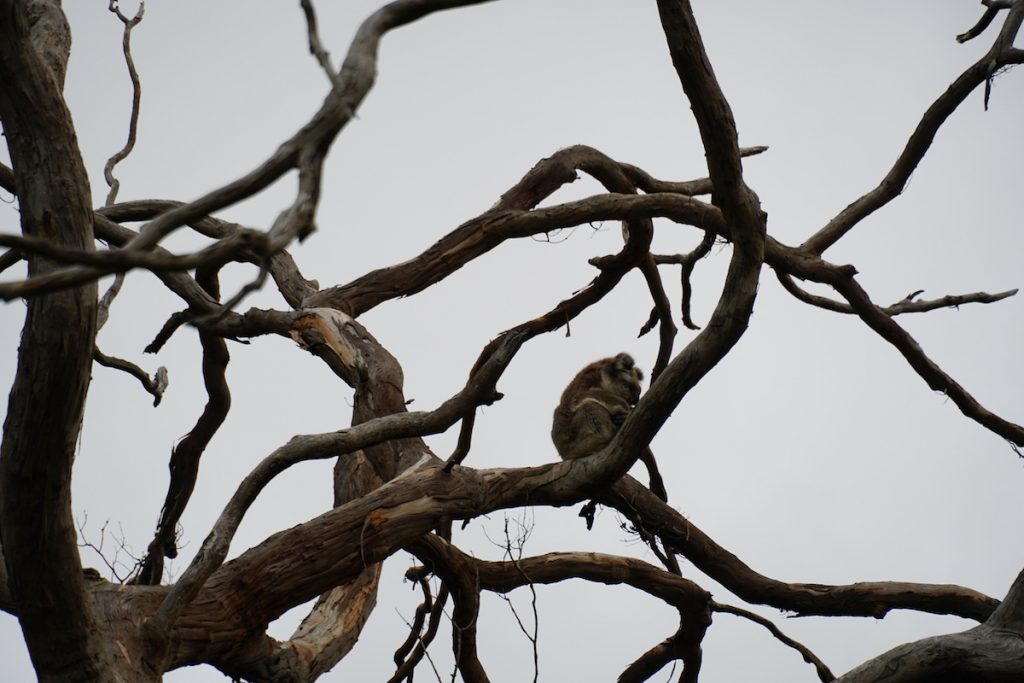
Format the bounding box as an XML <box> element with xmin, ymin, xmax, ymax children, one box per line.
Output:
<box><xmin>603</xmin><ymin>476</ymin><xmax>1000</xmax><ymax>622</ymax></box>
<box><xmin>407</xmin><ymin>538</ymin><xmax>489</xmax><ymax>683</ymax></box>
<box><xmin>617</xmin><ymin>621</ymin><xmax>706</xmax><ymax>683</ymax></box>
<box><xmin>135</xmin><ymin>267</ymin><xmax>231</xmax><ymax>586</ymax></box>
<box><xmin>1</xmin><ymin>0</ymin><xmax>500</xmax><ymax>301</ymax></box>
<box><xmin>836</xmin><ymin>569</ymin><xmax>1024</xmax><ymax>682</ymax></box>
<box><xmin>619</xmin><ymin>145</ymin><xmax>768</xmax><ymax>198</ymax></box>
<box><xmin>92</xmin><ymin>346</ymin><xmax>168</xmax><ymax>406</ymax></box>
<box><xmin>713</xmin><ymin>602</ymin><xmax>834</xmax><ymax>683</ymax></box>
<box><xmin>0</xmin><ymin>248</ymin><xmax>24</xmax><ymax>275</ymax></box>
<box><xmin>0</xmin><ymin>227</ymin><xmax>278</xmax><ymax>300</ymax></box>
<box><xmin>0</xmin><ymin>0</ymin><xmax>111</xmax><ymax>676</ymax></box>
<box><xmin>389</xmin><ymin>568</ymin><xmax>450</xmax><ymax>683</ymax></box>
<box><xmin>103</xmin><ymin>0</ymin><xmax>144</xmax><ymax>206</ymax></box>
<box><xmin>100</xmin><ymin>199</ymin><xmax>320</xmax><ymax>307</ymax></box>
<box><xmin>777</xmin><ymin>272</ymin><xmax>1018</xmax><ymax>316</ymax></box>
<box><xmin>833</xmin><ymin>276</ymin><xmax>1024</xmax><ymax>446</ymax></box>
<box><xmin>393</xmin><ymin>573</ymin><xmax>435</xmax><ymax>670</ymax></box>
<box><xmin>805</xmin><ymin>2</ymin><xmax>1024</xmax><ymax>254</ymax></box>
<box><xmin>299</xmin><ymin>0</ymin><xmax>344</xmax><ymax>91</ymax></box>
<box><xmin>637</xmin><ymin>255</ymin><xmax>677</xmax><ymax>381</ymax></box>
<box><xmin>654</xmin><ymin>228</ymin><xmax>716</xmax><ymax>330</ymax></box>
<box><xmin>958</xmin><ymin>6</ymin><xmax>1001</xmax><ymax>43</ymax></box>
<box><xmin>96</xmin><ymin>273</ymin><xmax>124</xmax><ymax>330</ymax></box>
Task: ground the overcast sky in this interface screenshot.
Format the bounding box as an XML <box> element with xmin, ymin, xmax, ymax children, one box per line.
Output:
<box><xmin>2</xmin><ymin>1</ymin><xmax>1023</xmax><ymax>681</ymax></box>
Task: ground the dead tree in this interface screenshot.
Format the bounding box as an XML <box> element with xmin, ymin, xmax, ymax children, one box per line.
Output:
<box><xmin>1</xmin><ymin>0</ymin><xmax>1023</xmax><ymax>681</ymax></box>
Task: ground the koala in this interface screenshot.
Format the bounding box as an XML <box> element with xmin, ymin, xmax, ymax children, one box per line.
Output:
<box><xmin>551</xmin><ymin>353</ymin><xmax>668</xmax><ymax>501</ymax></box>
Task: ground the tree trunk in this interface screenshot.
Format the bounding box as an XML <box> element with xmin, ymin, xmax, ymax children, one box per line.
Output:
<box><xmin>0</xmin><ymin>1</ymin><xmax>120</xmax><ymax>680</ymax></box>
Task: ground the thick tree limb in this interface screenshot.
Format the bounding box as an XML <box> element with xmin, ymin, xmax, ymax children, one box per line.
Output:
<box><xmin>0</xmin><ymin>0</ymin><xmax>118</xmax><ymax>678</ymax></box>
<box><xmin>71</xmin><ymin>453</ymin><xmax>999</xmax><ymax>675</ymax></box>
<box><xmin>836</xmin><ymin>569</ymin><xmax>1024</xmax><ymax>682</ymax></box>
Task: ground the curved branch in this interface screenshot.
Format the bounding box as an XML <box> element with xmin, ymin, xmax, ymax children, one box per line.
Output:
<box><xmin>603</xmin><ymin>477</ymin><xmax>999</xmax><ymax>622</ymax></box>
<box><xmin>805</xmin><ymin>3</ymin><xmax>1024</xmax><ymax>254</ymax></box>
<box><xmin>93</xmin><ymin>346</ymin><xmax>168</xmax><ymax>406</ymax></box>
<box><xmin>408</xmin><ymin>538</ymin><xmax>489</xmax><ymax>683</ymax></box>
<box><xmin>836</xmin><ymin>569</ymin><xmax>1024</xmax><ymax>682</ymax></box>
<box><xmin>713</xmin><ymin>602</ymin><xmax>834</xmax><ymax>683</ymax></box>
<box><xmin>102</xmin><ymin>0</ymin><xmax>144</xmax><ymax>206</ymax></box>
<box><xmin>2</xmin><ymin>0</ymin><xmax>499</xmax><ymax>300</ymax></box>
<box><xmin>308</xmin><ymin>144</ymin><xmax>662</xmax><ymax>313</ymax></box>
<box><xmin>654</xmin><ymin>228</ymin><xmax>716</xmax><ymax>330</ymax></box>
<box><xmin>136</xmin><ymin>267</ymin><xmax>232</xmax><ymax>586</ymax></box>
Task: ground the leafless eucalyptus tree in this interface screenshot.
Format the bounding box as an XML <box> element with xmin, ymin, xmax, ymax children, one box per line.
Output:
<box><xmin>1</xmin><ymin>1</ymin><xmax>1022</xmax><ymax>681</ymax></box>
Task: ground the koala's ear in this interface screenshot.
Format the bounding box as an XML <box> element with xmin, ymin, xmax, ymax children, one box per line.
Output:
<box><xmin>613</xmin><ymin>352</ymin><xmax>635</xmax><ymax>369</ymax></box>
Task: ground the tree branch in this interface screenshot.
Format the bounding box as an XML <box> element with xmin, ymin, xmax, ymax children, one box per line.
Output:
<box><xmin>713</xmin><ymin>601</ymin><xmax>834</xmax><ymax>683</ymax></box>
<box><xmin>805</xmin><ymin>2</ymin><xmax>1024</xmax><ymax>254</ymax></box>
<box><xmin>603</xmin><ymin>476</ymin><xmax>999</xmax><ymax>622</ymax></box>
<box><xmin>92</xmin><ymin>346</ymin><xmax>168</xmax><ymax>407</ymax></box>
<box><xmin>2</xmin><ymin>0</ymin><xmax>501</xmax><ymax>301</ymax></box>
<box><xmin>102</xmin><ymin>0</ymin><xmax>144</xmax><ymax>206</ymax></box>
<box><xmin>833</xmin><ymin>275</ymin><xmax>1024</xmax><ymax>447</ymax></box>
<box><xmin>836</xmin><ymin>568</ymin><xmax>1024</xmax><ymax>682</ymax></box>
<box><xmin>777</xmin><ymin>271</ymin><xmax>1018</xmax><ymax>316</ymax></box>
<box><xmin>0</xmin><ymin>0</ymin><xmax>115</xmax><ymax>677</ymax></box>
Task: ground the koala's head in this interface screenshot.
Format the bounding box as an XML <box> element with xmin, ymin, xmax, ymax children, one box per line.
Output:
<box><xmin>599</xmin><ymin>352</ymin><xmax>643</xmax><ymax>406</ymax></box>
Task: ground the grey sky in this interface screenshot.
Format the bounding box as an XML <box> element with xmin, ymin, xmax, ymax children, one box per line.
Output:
<box><xmin>1</xmin><ymin>1</ymin><xmax>1022</xmax><ymax>680</ymax></box>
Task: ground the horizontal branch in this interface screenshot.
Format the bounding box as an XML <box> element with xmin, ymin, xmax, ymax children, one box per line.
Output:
<box><xmin>603</xmin><ymin>476</ymin><xmax>1000</xmax><ymax>622</ymax></box>
<box><xmin>413</xmin><ymin>535</ymin><xmax>710</xmax><ymax>611</ymax></box>
<box><xmin>778</xmin><ymin>272</ymin><xmax>1018</xmax><ymax>315</ymax></box>
<box><xmin>0</xmin><ymin>228</ymin><xmax>274</xmax><ymax>299</ymax></box>
<box><xmin>154</xmin><ymin>459</ymin><xmax>1001</xmax><ymax>670</ymax></box>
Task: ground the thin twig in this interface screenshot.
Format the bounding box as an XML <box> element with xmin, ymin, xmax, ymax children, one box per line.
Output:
<box><xmin>103</xmin><ymin>0</ymin><xmax>144</xmax><ymax>206</ymax></box>
<box><xmin>713</xmin><ymin>601</ymin><xmax>835</xmax><ymax>682</ymax></box>
<box><xmin>777</xmin><ymin>271</ymin><xmax>1018</xmax><ymax>316</ymax></box>
<box><xmin>299</xmin><ymin>0</ymin><xmax>345</xmax><ymax>91</ymax></box>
